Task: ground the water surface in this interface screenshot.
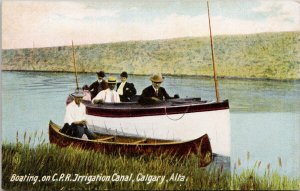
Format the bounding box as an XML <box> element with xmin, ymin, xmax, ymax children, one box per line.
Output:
<box><xmin>1</xmin><ymin>71</ymin><xmax>299</xmax><ymax>177</ymax></box>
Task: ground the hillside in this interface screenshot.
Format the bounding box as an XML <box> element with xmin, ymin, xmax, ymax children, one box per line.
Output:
<box><xmin>2</xmin><ymin>31</ymin><xmax>299</xmax><ymax>80</ymax></box>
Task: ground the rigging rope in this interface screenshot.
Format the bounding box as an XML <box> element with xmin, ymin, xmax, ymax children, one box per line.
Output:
<box><xmin>164</xmin><ymin>104</ymin><xmax>190</xmax><ymax>121</ymax></box>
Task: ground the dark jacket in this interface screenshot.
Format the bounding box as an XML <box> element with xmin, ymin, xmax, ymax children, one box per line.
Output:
<box><xmin>116</xmin><ymin>82</ymin><xmax>137</xmax><ymax>102</ymax></box>
<box><xmin>89</xmin><ymin>80</ymin><xmax>108</xmax><ymax>99</ymax></box>
<box><xmin>138</xmin><ymin>85</ymin><xmax>173</xmax><ymax>104</ymax></box>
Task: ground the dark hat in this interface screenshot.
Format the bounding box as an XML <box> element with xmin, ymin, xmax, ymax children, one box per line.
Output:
<box><xmin>150</xmin><ymin>73</ymin><xmax>164</xmax><ymax>83</ymax></box>
<box><xmin>120</xmin><ymin>71</ymin><xmax>128</xmax><ymax>78</ymax></box>
<box><xmin>96</xmin><ymin>71</ymin><xmax>105</xmax><ymax>77</ymax></box>
<box><xmin>107</xmin><ymin>76</ymin><xmax>117</xmax><ymax>84</ymax></box>
<box><xmin>71</xmin><ymin>89</ymin><xmax>85</xmax><ymax>98</ymax></box>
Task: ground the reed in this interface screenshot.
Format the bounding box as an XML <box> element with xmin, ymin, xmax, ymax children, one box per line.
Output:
<box><xmin>2</xmin><ymin>133</ymin><xmax>299</xmax><ymax>190</ymax></box>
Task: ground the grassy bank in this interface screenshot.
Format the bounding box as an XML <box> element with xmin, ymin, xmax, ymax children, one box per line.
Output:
<box><xmin>2</xmin><ymin>31</ymin><xmax>299</xmax><ymax>80</ymax></box>
<box><xmin>2</xmin><ymin>137</ymin><xmax>299</xmax><ymax>190</ymax></box>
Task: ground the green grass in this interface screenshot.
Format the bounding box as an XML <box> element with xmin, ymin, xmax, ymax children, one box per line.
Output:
<box><xmin>2</xmin><ymin>31</ymin><xmax>299</xmax><ymax>80</ymax></box>
<box><xmin>2</xmin><ymin>133</ymin><xmax>299</xmax><ymax>190</ymax></box>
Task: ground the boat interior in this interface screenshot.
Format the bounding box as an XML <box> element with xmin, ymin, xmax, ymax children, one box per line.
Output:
<box><xmin>50</xmin><ymin>121</ymin><xmax>178</xmax><ymax>144</ymax></box>
<box><xmin>83</xmin><ymin>97</ymin><xmax>213</xmax><ymax>109</ymax></box>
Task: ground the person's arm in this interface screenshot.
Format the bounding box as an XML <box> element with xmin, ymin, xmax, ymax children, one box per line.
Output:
<box><xmin>88</xmin><ymin>82</ymin><xmax>95</xmax><ymax>91</ymax></box>
<box><xmin>130</xmin><ymin>83</ymin><xmax>137</xmax><ymax>96</ymax></box>
<box><xmin>72</xmin><ymin>120</ymin><xmax>87</xmax><ymax>125</ymax></box>
<box><xmin>92</xmin><ymin>91</ymin><xmax>104</xmax><ymax>104</ymax></box>
<box><xmin>161</xmin><ymin>88</ymin><xmax>172</xmax><ymax>100</ymax></box>
<box><xmin>75</xmin><ymin>106</ymin><xmax>87</xmax><ymax>125</ymax></box>
<box><xmin>63</xmin><ymin>107</ymin><xmax>73</xmax><ymax>125</ymax></box>
<box><xmin>115</xmin><ymin>92</ymin><xmax>121</xmax><ymax>103</ymax></box>
<box><xmin>162</xmin><ymin>88</ymin><xmax>179</xmax><ymax>100</ymax></box>
<box><xmin>93</xmin><ymin>99</ymin><xmax>103</xmax><ymax>104</ymax></box>
<box><xmin>139</xmin><ymin>88</ymin><xmax>159</xmax><ymax>104</ymax></box>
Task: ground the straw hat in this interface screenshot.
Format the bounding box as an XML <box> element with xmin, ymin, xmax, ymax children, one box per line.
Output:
<box><xmin>107</xmin><ymin>76</ymin><xmax>117</xmax><ymax>84</ymax></box>
<box><xmin>71</xmin><ymin>89</ymin><xmax>85</xmax><ymax>97</ymax></box>
<box><xmin>150</xmin><ymin>73</ymin><xmax>164</xmax><ymax>83</ymax></box>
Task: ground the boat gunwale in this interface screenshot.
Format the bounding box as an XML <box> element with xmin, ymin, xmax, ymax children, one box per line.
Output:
<box><xmin>49</xmin><ymin>120</ymin><xmax>202</xmax><ymax>146</ymax></box>
<box><xmin>85</xmin><ymin>99</ymin><xmax>229</xmax><ymax>118</ymax></box>
<box><xmin>84</xmin><ymin>98</ymin><xmax>227</xmax><ymax>110</ymax></box>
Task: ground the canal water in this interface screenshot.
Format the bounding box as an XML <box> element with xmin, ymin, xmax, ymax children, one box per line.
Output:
<box><xmin>1</xmin><ymin>71</ymin><xmax>299</xmax><ymax>178</ymax></box>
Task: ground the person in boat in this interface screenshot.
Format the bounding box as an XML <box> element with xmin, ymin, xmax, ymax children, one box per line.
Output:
<box><xmin>65</xmin><ymin>85</ymin><xmax>91</xmax><ymax>105</ymax></box>
<box><xmin>116</xmin><ymin>71</ymin><xmax>137</xmax><ymax>102</ymax></box>
<box><xmin>138</xmin><ymin>73</ymin><xmax>179</xmax><ymax>104</ymax></box>
<box><xmin>89</xmin><ymin>70</ymin><xmax>109</xmax><ymax>99</ymax></box>
<box><xmin>82</xmin><ymin>84</ymin><xmax>91</xmax><ymax>101</ymax></box>
<box><xmin>92</xmin><ymin>76</ymin><xmax>121</xmax><ymax>104</ymax></box>
<box><xmin>60</xmin><ymin>89</ymin><xmax>96</xmax><ymax>139</ymax></box>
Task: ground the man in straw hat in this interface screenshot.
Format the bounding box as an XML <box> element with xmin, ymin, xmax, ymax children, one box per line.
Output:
<box><xmin>89</xmin><ymin>70</ymin><xmax>108</xmax><ymax>99</ymax></box>
<box><xmin>139</xmin><ymin>73</ymin><xmax>179</xmax><ymax>104</ymax></box>
<box><xmin>92</xmin><ymin>76</ymin><xmax>120</xmax><ymax>104</ymax></box>
<box><xmin>60</xmin><ymin>89</ymin><xmax>96</xmax><ymax>139</ymax></box>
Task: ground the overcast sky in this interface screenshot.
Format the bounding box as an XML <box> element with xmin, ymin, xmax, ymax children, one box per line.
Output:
<box><xmin>2</xmin><ymin>0</ymin><xmax>300</xmax><ymax>49</ymax></box>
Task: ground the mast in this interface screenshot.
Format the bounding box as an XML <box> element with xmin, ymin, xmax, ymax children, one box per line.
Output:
<box><xmin>207</xmin><ymin>1</ymin><xmax>220</xmax><ymax>102</ymax></box>
<box><xmin>71</xmin><ymin>41</ymin><xmax>79</xmax><ymax>90</ymax></box>
<box><xmin>31</xmin><ymin>41</ymin><xmax>35</xmax><ymax>69</ymax></box>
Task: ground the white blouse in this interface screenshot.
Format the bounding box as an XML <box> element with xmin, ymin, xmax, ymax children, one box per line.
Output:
<box><xmin>92</xmin><ymin>89</ymin><xmax>120</xmax><ymax>103</ymax></box>
<box><xmin>64</xmin><ymin>101</ymin><xmax>86</xmax><ymax>125</ymax></box>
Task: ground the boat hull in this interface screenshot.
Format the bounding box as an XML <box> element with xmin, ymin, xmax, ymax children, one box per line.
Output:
<box><xmin>85</xmin><ymin>99</ymin><xmax>231</xmax><ymax>157</ymax></box>
<box><xmin>49</xmin><ymin>121</ymin><xmax>213</xmax><ymax>166</ymax></box>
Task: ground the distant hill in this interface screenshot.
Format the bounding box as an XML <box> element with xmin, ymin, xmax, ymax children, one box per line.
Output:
<box><xmin>2</xmin><ymin>31</ymin><xmax>299</xmax><ymax>80</ymax></box>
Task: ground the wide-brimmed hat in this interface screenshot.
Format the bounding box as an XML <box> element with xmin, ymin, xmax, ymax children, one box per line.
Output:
<box><xmin>96</xmin><ymin>71</ymin><xmax>105</xmax><ymax>77</ymax></box>
<box><xmin>71</xmin><ymin>89</ymin><xmax>85</xmax><ymax>97</ymax></box>
<box><xmin>107</xmin><ymin>76</ymin><xmax>117</xmax><ymax>84</ymax></box>
<box><xmin>120</xmin><ymin>71</ymin><xmax>128</xmax><ymax>78</ymax></box>
<box><xmin>150</xmin><ymin>73</ymin><xmax>164</xmax><ymax>83</ymax></box>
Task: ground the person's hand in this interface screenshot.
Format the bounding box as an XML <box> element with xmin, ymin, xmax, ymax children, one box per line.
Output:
<box><xmin>93</xmin><ymin>99</ymin><xmax>103</xmax><ymax>104</ymax></box>
<box><xmin>151</xmin><ymin>97</ymin><xmax>161</xmax><ymax>101</ymax></box>
<box><xmin>81</xmin><ymin>120</ymin><xmax>87</xmax><ymax>125</ymax></box>
<box><xmin>73</xmin><ymin>120</ymin><xmax>86</xmax><ymax>125</ymax></box>
<box><xmin>174</xmin><ymin>94</ymin><xmax>180</xmax><ymax>99</ymax></box>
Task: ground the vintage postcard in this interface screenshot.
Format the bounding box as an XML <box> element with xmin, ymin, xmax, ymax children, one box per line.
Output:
<box><xmin>1</xmin><ymin>0</ymin><xmax>299</xmax><ymax>190</ymax></box>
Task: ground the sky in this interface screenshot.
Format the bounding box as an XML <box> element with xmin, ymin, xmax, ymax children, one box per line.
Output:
<box><xmin>2</xmin><ymin>0</ymin><xmax>300</xmax><ymax>49</ymax></box>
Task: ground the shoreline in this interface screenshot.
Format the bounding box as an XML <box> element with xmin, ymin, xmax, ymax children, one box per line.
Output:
<box><xmin>2</xmin><ymin>69</ymin><xmax>300</xmax><ymax>82</ymax></box>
